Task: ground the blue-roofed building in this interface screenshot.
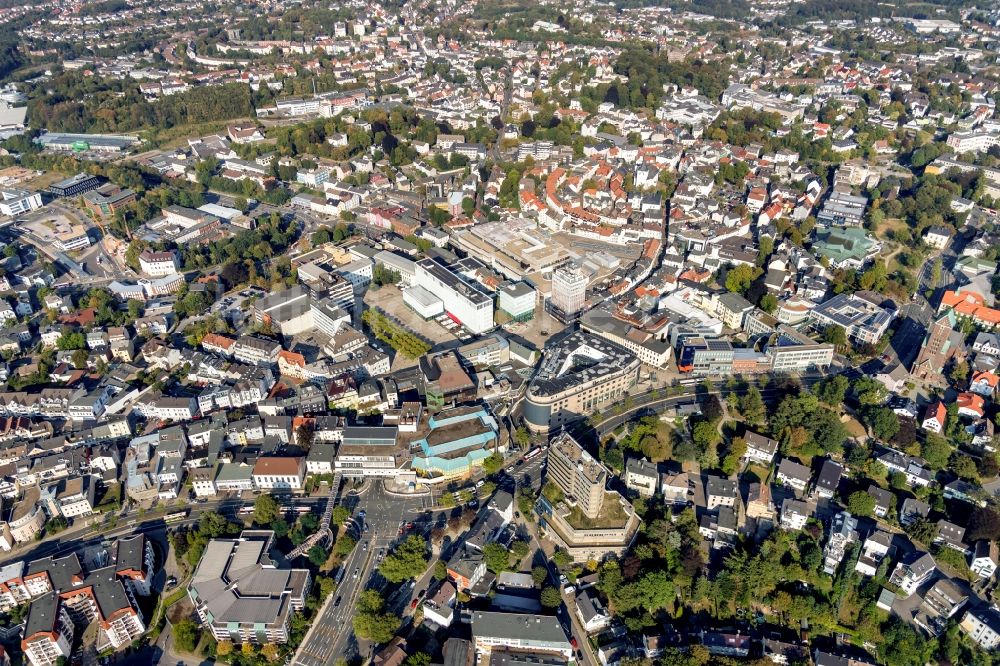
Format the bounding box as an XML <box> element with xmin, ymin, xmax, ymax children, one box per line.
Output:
<box><xmin>410</xmin><ymin>406</ymin><xmax>501</xmax><ymax>479</ymax></box>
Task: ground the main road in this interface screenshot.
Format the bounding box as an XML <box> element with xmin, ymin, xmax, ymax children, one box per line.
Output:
<box><xmin>0</xmin><ymin>494</ymin><xmax>330</xmax><ymax>566</ymax></box>
<box><xmin>293</xmin><ymin>482</ymin><xmax>426</xmax><ymax>666</ymax></box>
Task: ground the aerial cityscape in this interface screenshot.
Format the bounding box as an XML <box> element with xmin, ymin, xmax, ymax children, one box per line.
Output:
<box><xmin>0</xmin><ymin>1</ymin><xmax>997</xmax><ymax>666</ymax></box>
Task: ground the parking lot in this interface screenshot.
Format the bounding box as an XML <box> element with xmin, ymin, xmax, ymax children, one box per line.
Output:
<box><xmin>212</xmin><ymin>286</ymin><xmax>266</xmax><ymax>319</ymax></box>
<box><xmin>363</xmin><ymin>284</ymin><xmax>456</xmax><ymax>347</ymax></box>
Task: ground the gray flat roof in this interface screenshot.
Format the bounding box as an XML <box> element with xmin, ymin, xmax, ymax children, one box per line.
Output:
<box><xmin>472</xmin><ymin>611</ymin><xmax>571</xmax><ymax>646</ymax></box>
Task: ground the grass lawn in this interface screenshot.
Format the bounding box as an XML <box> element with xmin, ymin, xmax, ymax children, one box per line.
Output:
<box><xmin>746</xmin><ymin>463</ymin><xmax>771</xmax><ymax>484</ymax></box>
<box><xmin>25</xmin><ymin>171</ymin><xmax>67</xmax><ymax>190</ymax></box>
<box><xmin>564</xmin><ymin>493</ymin><xmax>630</xmax><ymax>530</ymax></box>
<box><xmin>842</xmin><ymin>415</ymin><xmax>867</xmax><ymax>439</ymax></box>
<box><xmin>875</xmin><ymin>217</ymin><xmax>908</xmax><ymax>240</ymax></box>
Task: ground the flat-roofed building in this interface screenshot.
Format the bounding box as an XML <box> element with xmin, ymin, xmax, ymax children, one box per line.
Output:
<box><xmin>251</xmin><ymin>285</ymin><xmax>313</xmax><ymax>336</ymax></box>
<box><xmin>138</xmin><ymin>250</ymin><xmax>180</xmax><ymax>277</ymax></box>
<box><xmin>551</xmin><ymin>262</ymin><xmax>587</xmax><ymax>319</ymax></box>
<box><xmin>811</xmin><ymin>293</ymin><xmax>894</xmax><ymax>346</ymax></box>
<box><xmin>415</xmin><ymin>258</ymin><xmax>494</xmax><ymax>334</ymax></box>
<box><xmin>450</xmin><ymin>219</ymin><xmax>570</xmax><ymax>281</ymax></box>
<box><xmin>335</xmin><ymin>426</ymin><xmax>411</xmax><ymax>479</ymax></box>
<box><xmin>471</xmin><ymin>611</ymin><xmax>572</xmax><ymax>659</ymax></box>
<box><xmin>498</xmin><ymin>281</ymin><xmax>535</xmax><ymax>322</ymax></box>
<box><xmin>82</xmin><ymin>184</ymin><xmax>135</xmax><ymax>218</ymax></box>
<box><xmin>525</xmin><ymin>330</ymin><xmax>640</xmax><ymax>434</ymax></box>
<box><xmin>48</xmin><ymin>173</ymin><xmax>101</xmax><ymax>198</ymax></box>
<box><xmin>547</xmin><ymin>431</ymin><xmax>606</xmax><ymax>519</ymax></box>
<box><xmin>36</xmin><ymin>132</ymin><xmax>139</xmax><ymax>154</ymax></box>
<box><xmin>456</xmin><ymin>333</ymin><xmax>510</xmax><ymax>368</ymax></box>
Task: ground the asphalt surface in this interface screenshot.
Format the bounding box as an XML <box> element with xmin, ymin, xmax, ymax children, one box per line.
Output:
<box><xmin>293</xmin><ymin>482</ymin><xmax>425</xmax><ymax>666</ymax></box>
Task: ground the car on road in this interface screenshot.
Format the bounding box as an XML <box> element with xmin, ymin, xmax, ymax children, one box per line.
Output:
<box><xmin>166</xmin><ymin>576</ymin><xmax>177</xmax><ymax>588</ymax></box>
<box><xmin>333</xmin><ymin>596</ymin><xmax>341</xmax><ymax>607</ymax></box>
<box><xmin>475</xmin><ymin>480</ymin><xmax>485</xmax><ymax>488</ymax></box>
<box><xmin>353</xmin><ymin>568</ymin><xmax>359</xmax><ymax>579</ymax></box>
<box><xmin>362</xmin><ymin>541</ymin><xmax>368</xmax><ymax>551</ymax></box>
<box><xmin>410</xmin><ymin>598</ymin><xmax>419</xmax><ymax>609</ymax></box>
<box><xmin>570</xmin><ymin>637</ymin><xmax>578</xmax><ymax>649</ymax></box>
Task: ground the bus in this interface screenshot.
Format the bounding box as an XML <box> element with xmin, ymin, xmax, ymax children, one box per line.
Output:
<box><xmin>280</xmin><ymin>506</ymin><xmax>312</xmax><ymax>515</ymax></box>
<box><xmin>524</xmin><ymin>447</ymin><xmax>542</xmax><ymax>462</ymax></box>
<box><xmin>164</xmin><ymin>510</ymin><xmax>189</xmax><ymax>524</ymax></box>
<box><xmin>238</xmin><ymin>505</ymin><xmax>254</xmax><ymax>516</ymax></box>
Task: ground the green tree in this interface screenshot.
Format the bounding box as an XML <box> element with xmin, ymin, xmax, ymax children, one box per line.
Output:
<box><xmin>378</xmin><ymin>535</ymin><xmax>428</xmax><ymax>583</ymax></box>
<box><xmin>71</xmin><ymin>349</ymin><xmax>88</xmax><ymax>369</ymax></box>
<box><xmin>514</xmin><ymin>426</ymin><xmax>531</xmax><ymax>449</ymax></box>
<box><xmin>552</xmin><ymin>550</ymin><xmax>572</xmax><ymax>569</ymax></box>
<box><xmin>692</xmin><ymin>420</ymin><xmax>720</xmax><ymax>448</ymax></box>
<box><xmin>483</xmin><ymin>542</ymin><xmax>511</xmax><ymax>573</ymax></box>
<box><xmin>482</xmin><ymin>452</ymin><xmax>504</xmax><ymax>475</ymax></box>
<box><xmin>881</xmin><ymin>618</ymin><xmax>934</xmax><ymax>666</ymax></box>
<box><xmin>864</xmin><ymin>406</ymin><xmax>900</xmax><ymax>442</ymax></box>
<box><xmin>433</xmin><ymin>559</ymin><xmax>448</xmax><ymax>581</ymax></box>
<box><xmin>921</xmin><ymin>433</ymin><xmax>952</xmax><ymax>470</ymax></box>
<box><xmin>720</xmin><ymin>437</ymin><xmax>747</xmax><ymax>476</ymax></box>
<box><xmin>540</xmin><ymin>586</ymin><xmax>562</xmax><ymax>608</ymax></box>
<box><xmin>725</xmin><ymin>264</ymin><xmax>760</xmax><ymax>294</ymax></box>
<box><xmin>404</xmin><ymin>654</ymin><xmax>431</xmax><ymax>666</ymax></box>
<box><xmin>759</xmin><ymin>293</ymin><xmax>778</xmax><ymax>313</ymax></box>
<box><xmin>253</xmin><ymin>494</ymin><xmax>280</xmax><ymax>526</ymax></box>
<box><xmin>308</xmin><ymin>544</ymin><xmax>327</xmax><ymax>567</ymax></box>
<box><xmin>823</xmin><ymin>325</ymin><xmax>848</xmax><ymax>349</ymax></box>
<box><xmin>511</xmin><ymin>540</ymin><xmax>530</xmax><ymax>560</ymax></box>
<box><xmin>815</xmin><ymin>375</ymin><xmax>849</xmax><ymax>406</ymax></box>
<box><xmin>334</xmin><ymin>534</ymin><xmax>357</xmax><ymax>557</ymax></box>
<box><xmin>352</xmin><ymin>590</ymin><xmax>400</xmax><ymax>644</ymax></box>
<box><xmin>847</xmin><ymin>491</ymin><xmax>876</xmax><ymax>517</ymax></box>
<box><xmin>332</xmin><ymin>506</ymin><xmax>350</xmax><ymax>526</ymax></box>
<box><xmin>532</xmin><ymin>566</ymin><xmax>548</xmax><ymax>586</ymax></box>
<box><xmin>173</xmin><ymin>619</ymin><xmax>200</xmax><ymax>653</ymax></box>
<box><xmin>56</xmin><ymin>330</ymin><xmax>86</xmax><ymax>351</ymax></box>
<box><xmin>738</xmin><ymin>386</ymin><xmax>766</xmax><ymax>426</ymax></box>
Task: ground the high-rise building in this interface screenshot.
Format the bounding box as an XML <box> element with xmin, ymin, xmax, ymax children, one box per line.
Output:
<box><xmin>550</xmin><ymin>263</ymin><xmax>587</xmax><ymax>318</ymax></box>
<box><xmin>547</xmin><ymin>432</ymin><xmax>606</xmax><ymax>520</ymax></box>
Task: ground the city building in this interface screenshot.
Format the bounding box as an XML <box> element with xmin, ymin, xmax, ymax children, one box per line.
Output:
<box><xmin>138</xmin><ymin>250</ymin><xmax>180</xmax><ymax>277</ymax></box>
<box><xmin>960</xmin><ymin>607</ymin><xmax>1000</xmax><ymax>650</ymax></box>
<box><xmin>535</xmin><ymin>432</ymin><xmax>640</xmax><ymax>562</ymax></box>
<box><xmin>22</xmin><ymin>593</ymin><xmax>73</xmax><ymax>666</ymax></box>
<box><xmin>415</xmin><ymin>258</ymin><xmax>494</xmax><ymax>334</ymax></box>
<box><xmin>811</xmin><ymin>293</ymin><xmax>895</xmax><ymax>347</ymax></box>
<box><xmin>251</xmin><ymin>457</ymin><xmax>305</xmax><ymax>491</ymax></box>
<box><xmin>550</xmin><ymin>262</ymin><xmax>587</xmax><ymax>320</ymax></box>
<box><xmin>188</xmin><ymin>530</ymin><xmax>310</xmax><ymax>644</ymax></box>
<box><xmin>497</xmin><ymin>281</ymin><xmax>535</xmax><ymax>322</ymax></box>
<box><xmin>547</xmin><ymin>431</ymin><xmax>607</xmax><ymax>519</ymax></box>
<box><xmin>524</xmin><ymin>330</ymin><xmax>640</xmax><ymax>434</ymax></box>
